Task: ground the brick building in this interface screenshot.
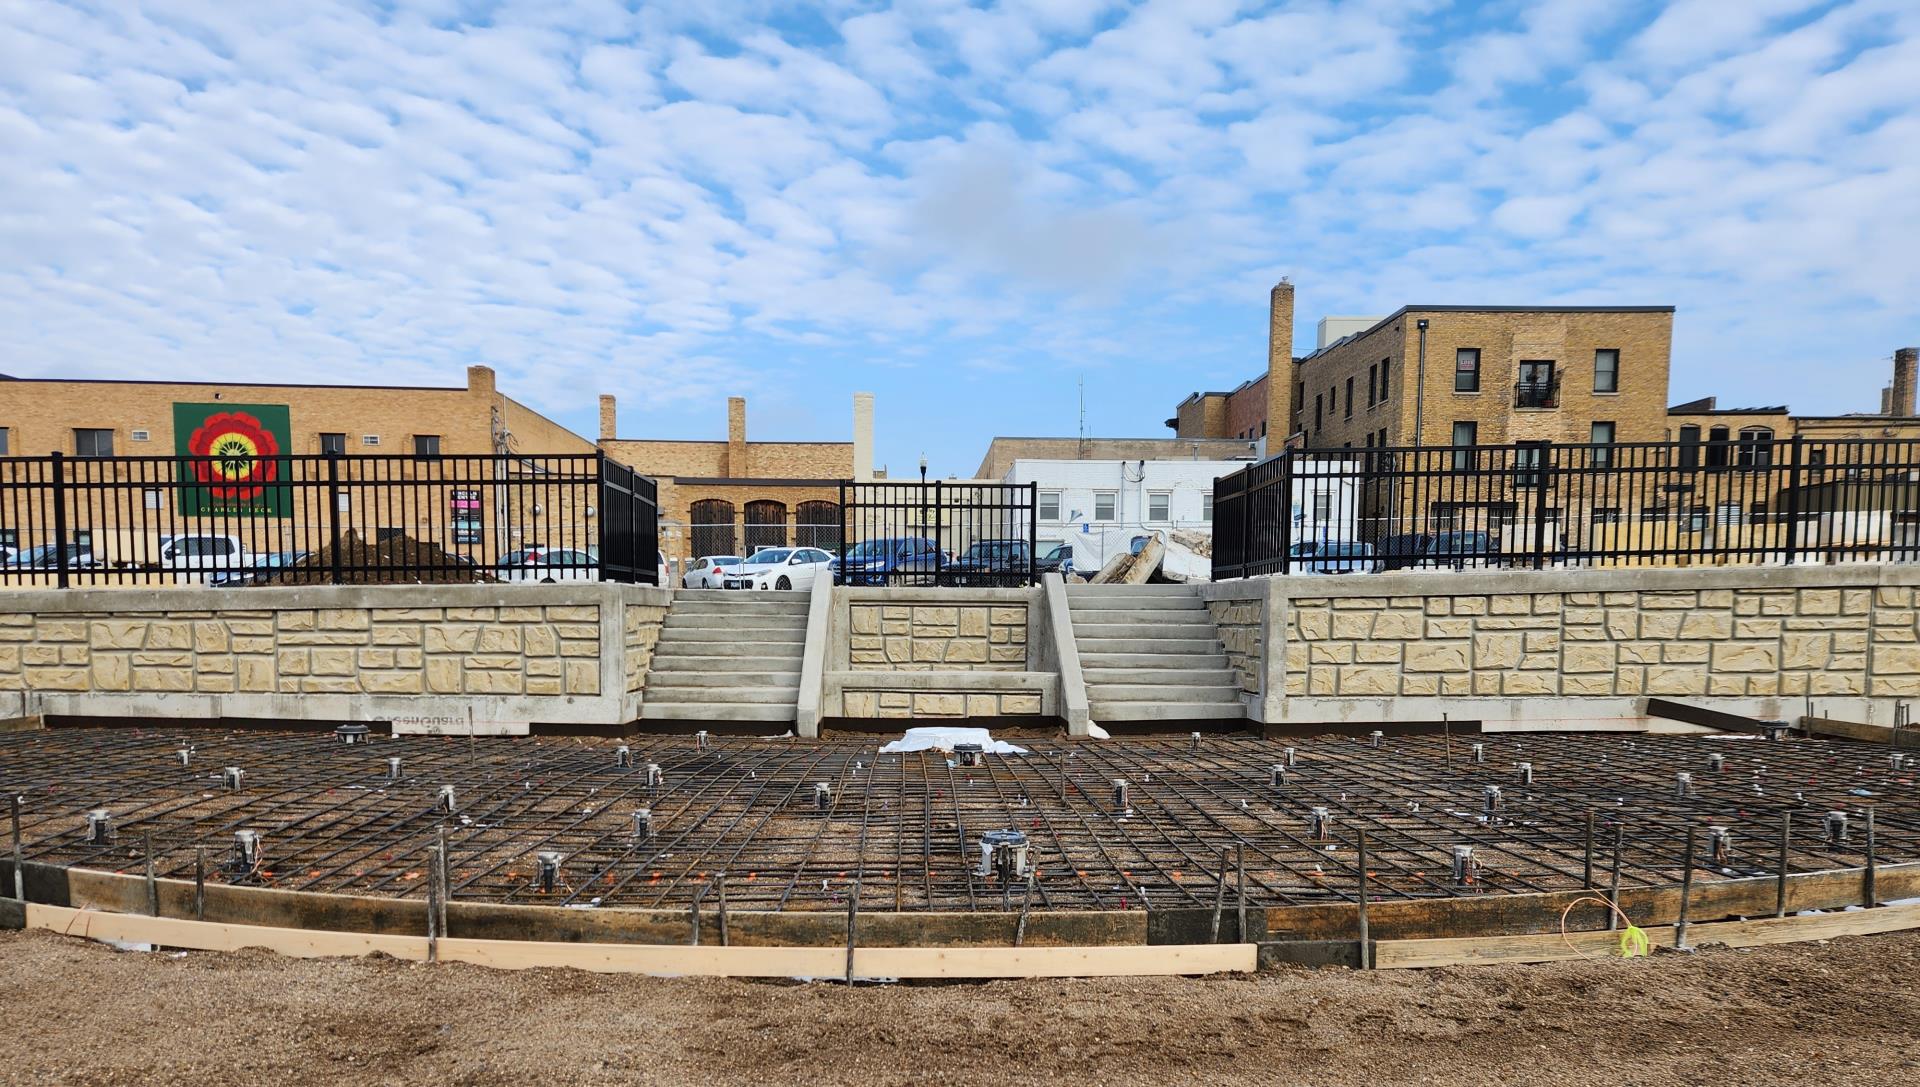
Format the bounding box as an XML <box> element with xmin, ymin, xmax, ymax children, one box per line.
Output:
<box><xmin>598</xmin><ymin>392</ymin><xmax>874</xmax><ymax>563</ymax></box>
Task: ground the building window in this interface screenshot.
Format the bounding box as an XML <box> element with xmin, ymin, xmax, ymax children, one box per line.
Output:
<box><xmin>1367</xmin><ymin>363</ymin><xmax>1378</xmax><ymax>407</ymax></box>
<box><xmin>1311</xmin><ymin>492</ymin><xmax>1333</xmax><ymax>523</ymax></box>
<box><xmin>1594</xmin><ymin>507</ymin><xmax>1622</xmax><ymax>524</ymax></box>
<box><xmin>1455</xmin><ymin>349</ymin><xmax>1480</xmax><ymax>392</ymax></box>
<box><xmin>1736</xmin><ymin>426</ymin><xmax>1774</xmax><ymax>468</ymax></box>
<box><xmin>320</xmin><ymin>432</ymin><xmax>347</xmax><ymax>455</ymax></box>
<box><xmin>1038</xmin><ymin>491</ymin><xmax>1061</xmax><ymax>521</ymax></box>
<box><xmin>1314</xmin><ymin>394</ymin><xmax>1323</xmax><ymax>432</ymax></box>
<box><xmin>1706</xmin><ymin>425</ymin><xmax>1730</xmax><ymax>469</ymax></box>
<box><xmin>1687</xmin><ymin>506</ymin><xmax>1709</xmax><ymax>532</ymax></box>
<box><xmin>413</xmin><ymin>434</ymin><xmax>441</xmax><ymax>458</ymax></box>
<box><xmin>1379</xmin><ymin>357</ymin><xmax>1390</xmax><ymax>401</ymax></box>
<box><xmin>1594</xmin><ymin>349</ymin><xmax>1619</xmax><ymax>393</ymax></box>
<box><xmin>1678</xmin><ymin>425</ymin><xmax>1701</xmax><ymax>469</ymax></box>
<box><xmin>1344</xmin><ymin>377</ymin><xmax>1354</xmax><ymax>419</ymax></box>
<box><xmin>1513</xmin><ymin>441</ymin><xmax>1547</xmax><ymax>487</ymax></box>
<box><xmin>1590</xmin><ymin>421</ymin><xmax>1616</xmax><ymax>468</ymax></box>
<box><xmin>1147</xmin><ymin>492</ymin><xmax>1170</xmax><ymax>521</ymax></box>
<box><xmin>1260</xmin><ymin>420</ymin><xmax>1267</xmax><ymax>438</ymax></box>
<box><xmin>0</xmin><ymin>427</ymin><xmax>8</xmax><ymax>455</ymax></box>
<box><xmin>74</xmin><ymin>429</ymin><xmax>114</xmax><ymax>457</ymax></box>
<box><xmin>1201</xmin><ymin>492</ymin><xmax>1213</xmax><ymax>522</ymax></box>
<box><xmin>1516</xmin><ymin>360</ymin><xmax>1556</xmax><ymax>408</ymax></box>
<box><xmin>1094</xmin><ymin>491</ymin><xmax>1117</xmax><ymax>520</ymax></box>
<box><xmin>1450</xmin><ymin>421</ymin><xmax>1477</xmax><ymax>471</ymax></box>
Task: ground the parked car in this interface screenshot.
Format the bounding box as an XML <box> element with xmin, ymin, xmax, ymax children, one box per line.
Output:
<box><xmin>157</xmin><ymin>533</ymin><xmax>250</xmax><ymax>579</ymax></box>
<box><xmin>1034</xmin><ymin>542</ymin><xmax>1075</xmax><ymax>578</ymax></box>
<box><xmin>682</xmin><ymin>555</ymin><xmax>742</xmax><ymax>589</ymax></box>
<box><xmin>211</xmin><ymin>549</ymin><xmax>311</xmax><ymax>586</ymax></box>
<box><xmin>945</xmin><ymin>540</ymin><xmax>1032</xmax><ymax>585</ymax></box>
<box><xmin>496</xmin><ymin>546</ymin><xmax>597</xmax><ymax>583</ymax></box>
<box><xmin>4</xmin><ymin>543</ymin><xmax>99</xmax><ymax>570</ymax></box>
<box><xmin>835</xmin><ymin>536</ymin><xmax>942</xmax><ymax>586</ymax></box>
<box><xmin>1376</xmin><ymin>533</ymin><xmax>1434</xmax><ymax>571</ymax></box>
<box><xmin>745</xmin><ymin>547</ymin><xmax>835</xmax><ymax>591</ymax></box>
<box><xmin>1288</xmin><ymin>540</ymin><xmax>1380</xmax><ymax>574</ymax></box>
<box><xmin>1424</xmin><ymin>531</ymin><xmax>1502</xmax><ymax>569</ymax></box>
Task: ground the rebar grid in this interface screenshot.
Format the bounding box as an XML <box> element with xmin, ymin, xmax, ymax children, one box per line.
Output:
<box><xmin>4</xmin><ymin>729</ymin><xmax>1914</xmax><ymax>912</ymax></box>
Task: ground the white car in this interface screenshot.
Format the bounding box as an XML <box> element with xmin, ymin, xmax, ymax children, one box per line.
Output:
<box><xmin>736</xmin><ymin>547</ymin><xmax>835</xmax><ymax>591</ymax></box>
<box><xmin>496</xmin><ymin>546</ymin><xmax>598</xmax><ymax>583</ymax></box>
<box><xmin>158</xmin><ymin>533</ymin><xmax>251</xmax><ymax>582</ymax></box>
<box><xmin>682</xmin><ymin>555</ymin><xmax>742</xmax><ymax>589</ymax></box>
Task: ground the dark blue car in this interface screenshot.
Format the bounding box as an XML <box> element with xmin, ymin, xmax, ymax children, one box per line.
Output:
<box><xmin>834</xmin><ymin>536</ymin><xmax>942</xmax><ymax>586</ymax></box>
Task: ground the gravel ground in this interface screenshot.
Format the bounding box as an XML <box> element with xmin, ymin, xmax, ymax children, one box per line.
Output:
<box><xmin>1</xmin><ymin>927</ymin><xmax>1916</xmax><ymax>1086</ymax></box>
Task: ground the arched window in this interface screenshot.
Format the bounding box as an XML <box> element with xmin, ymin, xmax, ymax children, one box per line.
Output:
<box><xmin>689</xmin><ymin>499</ymin><xmax>736</xmax><ymax>558</ymax></box>
<box><xmin>744</xmin><ymin>500</ymin><xmax>788</xmax><ymax>553</ymax></box>
<box><xmin>1706</xmin><ymin>425</ymin><xmax>1730</xmax><ymax>468</ymax></box>
<box><xmin>1736</xmin><ymin>426</ymin><xmax>1775</xmax><ymax>468</ymax></box>
<box><xmin>796</xmin><ymin>500</ymin><xmax>841</xmax><ymax>549</ymax></box>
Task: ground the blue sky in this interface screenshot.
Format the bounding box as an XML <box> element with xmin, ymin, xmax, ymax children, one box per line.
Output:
<box><xmin>1</xmin><ymin>1</ymin><xmax>1915</xmax><ymax>476</ymax></box>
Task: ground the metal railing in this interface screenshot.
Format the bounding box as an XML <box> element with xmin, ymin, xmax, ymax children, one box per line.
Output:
<box><xmin>1213</xmin><ymin>437</ymin><xmax>1920</xmax><ymax>579</ymax></box>
<box><xmin>0</xmin><ymin>451</ymin><xmax>659</xmax><ymax>587</ymax></box>
<box><xmin>1514</xmin><ymin>376</ymin><xmax>1560</xmax><ymax>409</ymax></box>
<box><xmin>836</xmin><ymin>481</ymin><xmax>1038</xmax><ymax>586</ymax></box>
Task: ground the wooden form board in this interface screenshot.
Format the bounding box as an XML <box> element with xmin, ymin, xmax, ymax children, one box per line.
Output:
<box><xmin>1374</xmin><ymin>901</ymin><xmax>1920</xmax><ymax>969</ymax></box>
<box><xmin>24</xmin><ymin>904</ymin><xmax>1253</xmax><ymax>979</ymax></box>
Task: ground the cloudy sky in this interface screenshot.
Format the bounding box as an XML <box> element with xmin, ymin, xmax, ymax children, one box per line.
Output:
<box><xmin>2</xmin><ymin>0</ymin><xmax>1915</xmax><ymax>474</ymax></box>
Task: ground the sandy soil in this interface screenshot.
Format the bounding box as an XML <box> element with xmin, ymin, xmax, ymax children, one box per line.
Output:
<box><xmin>1</xmin><ymin>927</ymin><xmax>1915</xmax><ymax>1087</ymax></box>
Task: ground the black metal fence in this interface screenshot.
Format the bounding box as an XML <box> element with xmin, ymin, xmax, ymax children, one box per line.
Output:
<box><xmin>1214</xmin><ymin>437</ymin><xmax>1920</xmax><ymax>579</ymax></box>
<box><xmin>836</xmin><ymin>481</ymin><xmax>1038</xmax><ymax>586</ymax></box>
<box><xmin>0</xmin><ymin>451</ymin><xmax>659</xmax><ymax>586</ymax></box>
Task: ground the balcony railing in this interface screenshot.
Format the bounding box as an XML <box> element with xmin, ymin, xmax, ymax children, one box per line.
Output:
<box><xmin>1514</xmin><ymin>376</ymin><xmax>1560</xmax><ymax>409</ymax></box>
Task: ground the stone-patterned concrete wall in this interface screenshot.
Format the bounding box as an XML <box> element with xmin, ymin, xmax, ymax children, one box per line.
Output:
<box><xmin>839</xmin><ymin>689</ymin><xmax>1045</xmax><ymax>719</ymax></box>
<box><xmin>0</xmin><ymin>605</ymin><xmax>605</xmax><ymax>698</ymax></box>
<box><xmin>623</xmin><ymin>601</ymin><xmax>668</xmax><ymax>695</ymax></box>
<box><xmin>1284</xmin><ymin>584</ymin><xmax>1918</xmax><ymax>700</ymax></box>
<box><xmin>1206</xmin><ymin>597</ymin><xmax>1262</xmax><ymax>696</ymax></box>
<box><xmin>847</xmin><ymin>603</ymin><xmax>1028</xmax><ymax>671</ymax></box>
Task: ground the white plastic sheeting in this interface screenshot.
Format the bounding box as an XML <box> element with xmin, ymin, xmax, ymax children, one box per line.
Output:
<box><xmin>877</xmin><ymin>727</ymin><xmax>1027</xmax><ymax>755</ymax></box>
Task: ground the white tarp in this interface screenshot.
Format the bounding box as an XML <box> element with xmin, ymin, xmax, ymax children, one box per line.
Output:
<box><xmin>878</xmin><ymin>726</ymin><xmax>1027</xmax><ymax>755</ymax></box>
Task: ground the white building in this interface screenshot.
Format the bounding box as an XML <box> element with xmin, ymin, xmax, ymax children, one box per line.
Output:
<box><xmin>998</xmin><ymin>457</ymin><xmax>1251</xmax><ymax>573</ymax></box>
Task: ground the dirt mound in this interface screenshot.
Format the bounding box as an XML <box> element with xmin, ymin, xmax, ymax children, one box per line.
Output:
<box><xmin>276</xmin><ymin>530</ymin><xmax>495</xmax><ymax>585</ymax></box>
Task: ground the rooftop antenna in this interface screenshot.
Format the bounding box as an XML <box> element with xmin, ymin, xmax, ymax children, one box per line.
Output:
<box><xmin>1078</xmin><ymin>375</ymin><xmax>1087</xmax><ymax>460</ymax></box>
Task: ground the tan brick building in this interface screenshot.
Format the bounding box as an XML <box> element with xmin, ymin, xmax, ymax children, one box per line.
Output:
<box><xmin>598</xmin><ymin>393</ymin><xmax>873</xmax><ymax>563</ymax></box>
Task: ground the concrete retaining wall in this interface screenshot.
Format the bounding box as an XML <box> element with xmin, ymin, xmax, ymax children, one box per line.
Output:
<box><xmin>1205</xmin><ymin>565</ymin><xmax>1920</xmax><ymax>730</ymax></box>
<box><xmin>823</xmin><ymin>587</ymin><xmax>1054</xmax><ymax>722</ymax></box>
<box><xmin>0</xmin><ymin>584</ymin><xmax>669</xmax><ymax>728</ymax></box>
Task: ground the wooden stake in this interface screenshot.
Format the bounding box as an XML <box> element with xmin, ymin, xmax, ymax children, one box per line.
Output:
<box><xmin>1355</xmin><ymin>829</ymin><xmax>1371</xmax><ymax>970</ymax></box>
<box><xmin>1674</xmin><ymin>826</ymin><xmax>1697</xmax><ymax>950</ymax></box>
<box><xmin>1775</xmin><ymin>811</ymin><xmax>1791</xmax><ymax>919</ymax></box>
<box><xmin>1865</xmin><ymin>807</ymin><xmax>1878</xmax><ymax>909</ymax></box>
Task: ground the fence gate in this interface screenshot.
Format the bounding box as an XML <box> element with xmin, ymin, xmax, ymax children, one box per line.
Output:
<box><xmin>835</xmin><ymin>481</ymin><xmax>1037</xmax><ymax>586</ymax></box>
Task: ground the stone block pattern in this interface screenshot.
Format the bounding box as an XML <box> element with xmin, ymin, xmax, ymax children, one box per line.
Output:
<box><xmin>0</xmin><ymin>605</ymin><xmax>605</xmax><ymax>699</ymax></box>
<box><xmin>1207</xmin><ymin>598</ymin><xmax>1262</xmax><ymax>695</ymax></box>
<box><xmin>624</xmin><ymin>603</ymin><xmax>667</xmax><ymax>694</ymax></box>
<box><xmin>840</xmin><ymin>689</ymin><xmax>1044</xmax><ymax>719</ymax></box>
<box><xmin>847</xmin><ymin>603</ymin><xmax>1028</xmax><ymax>671</ymax></box>
<box><xmin>1284</xmin><ymin>586</ymin><xmax>1920</xmax><ymax>699</ymax></box>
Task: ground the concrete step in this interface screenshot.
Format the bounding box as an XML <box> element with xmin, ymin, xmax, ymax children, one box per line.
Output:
<box><xmin>649</xmin><ymin>654</ymin><xmax>805</xmax><ymax>673</ymax></box>
<box><xmin>1067</xmin><ymin>582</ymin><xmax>1197</xmax><ymax>594</ymax></box>
<box><xmin>647</xmin><ymin>670</ymin><xmax>801</xmax><ymax>688</ymax></box>
<box><xmin>1070</xmin><ymin>637</ymin><xmax>1221</xmax><ymax>655</ymax></box>
<box><xmin>1085</xmin><ymin>684</ymin><xmax>1239</xmax><ymax>705</ymax></box>
<box><xmin>1083</xmin><ymin>667</ymin><xmax>1239</xmax><ymax>686</ymax></box>
<box><xmin>1067</xmin><ymin>608</ymin><xmax>1209</xmax><ymax>625</ymax></box>
<box><xmin>669</xmin><ymin>599</ymin><xmax>810</xmax><ymax>616</ymax></box>
<box><xmin>639</xmin><ymin>702</ymin><xmax>799</xmax><ymax>723</ymax></box>
<box><xmin>676</xmin><ymin>588</ymin><xmax>810</xmax><ymax>601</ymax></box>
<box><xmin>1066</xmin><ymin>595</ymin><xmax>1205</xmax><ymax>611</ymax></box>
<box><xmin>652</xmin><ymin>638</ymin><xmax>805</xmax><ymax>655</ymax></box>
<box><xmin>1091</xmin><ymin>701</ymin><xmax>1247</xmax><ymax>722</ymax></box>
<box><xmin>640</xmin><ymin>685</ymin><xmax>798</xmax><ymax>705</ymax></box>
<box><xmin>657</xmin><ymin>626</ymin><xmax>805</xmax><ymax>643</ymax></box>
<box><xmin>1079</xmin><ymin>651</ymin><xmax>1231</xmax><ymax>670</ymax></box>
<box><xmin>1071</xmin><ymin>621</ymin><xmax>1218</xmax><ymax>640</ymax></box>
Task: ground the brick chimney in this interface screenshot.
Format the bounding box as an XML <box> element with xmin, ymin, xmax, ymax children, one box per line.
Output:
<box><xmin>466</xmin><ymin>365</ymin><xmax>496</xmax><ymax>395</ymax></box>
<box><xmin>598</xmin><ymin>394</ymin><xmax>617</xmax><ymax>441</ymax></box>
<box><xmin>852</xmin><ymin>392</ymin><xmax>875</xmax><ymax>481</ymax></box>
<box><xmin>1263</xmin><ymin>280</ymin><xmax>1296</xmax><ymax>450</ymax></box>
<box><xmin>1894</xmin><ymin>347</ymin><xmax>1918</xmax><ymax>417</ymax></box>
<box><xmin>726</xmin><ymin>396</ymin><xmax>747</xmax><ymax>478</ymax></box>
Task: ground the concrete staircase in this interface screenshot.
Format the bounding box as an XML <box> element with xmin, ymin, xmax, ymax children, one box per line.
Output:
<box><xmin>1067</xmin><ymin>583</ymin><xmax>1247</xmax><ymax>724</ymax></box>
<box><xmin>640</xmin><ymin>590</ymin><xmax>809</xmax><ymax>723</ymax></box>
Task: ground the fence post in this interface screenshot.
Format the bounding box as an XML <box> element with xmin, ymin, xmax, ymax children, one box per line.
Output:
<box><xmin>50</xmin><ymin>451</ymin><xmax>70</xmax><ymax>589</ymax></box>
<box><xmin>325</xmin><ymin>450</ymin><xmax>343</xmax><ymax>586</ymax></box>
<box><xmin>836</xmin><ymin>480</ymin><xmax>847</xmax><ymax>584</ymax></box>
<box><xmin>932</xmin><ymin>480</ymin><xmax>944</xmax><ymax>585</ymax></box>
<box><xmin>1026</xmin><ymin>482</ymin><xmax>1037</xmax><ymax>586</ymax></box>
<box><xmin>1530</xmin><ymin>442</ymin><xmax>1553</xmax><ymax>571</ymax></box>
<box><xmin>1783</xmin><ymin>435</ymin><xmax>1804</xmax><ymax>565</ymax></box>
<box><xmin>1277</xmin><ymin>453</ymin><xmax>1294</xmax><ymax>576</ymax></box>
<box><xmin>594</xmin><ymin>450</ymin><xmax>610</xmax><ymax>580</ymax></box>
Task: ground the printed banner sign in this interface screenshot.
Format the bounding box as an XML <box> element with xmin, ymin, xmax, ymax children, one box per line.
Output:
<box><xmin>172</xmin><ymin>403</ymin><xmax>294</xmax><ymax>517</ymax></box>
<box><xmin>451</xmin><ymin>488</ymin><xmax>483</xmax><ymax>544</ymax></box>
